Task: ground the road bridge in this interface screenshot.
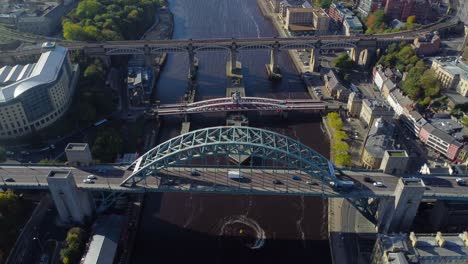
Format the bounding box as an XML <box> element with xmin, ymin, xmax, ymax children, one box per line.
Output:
<box><xmin>153</xmin><ymin>93</ymin><xmax>325</xmax><ymax>115</ymax></box>
<box><xmin>1</xmin><ymin>126</ymin><xmax>467</xmax><ymax>231</ymax></box>
<box><xmin>0</xmin><ymin>17</ymin><xmax>460</xmax><ymax>74</ymax></box>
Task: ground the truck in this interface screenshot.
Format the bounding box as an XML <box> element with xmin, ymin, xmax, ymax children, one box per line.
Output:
<box><xmin>228</xmin><ymin>170</ymin><xmax>243</xmax><ymax>179</ymax></box>
<box><xmin>329</xmin><ymin>180</ymin><xmax>355</xmax><ymax>190</ymax></box>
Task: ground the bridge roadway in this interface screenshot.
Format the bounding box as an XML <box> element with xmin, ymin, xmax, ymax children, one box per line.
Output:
<box><xmin>0</xmin><ymin>16</ymin><xmax>459</xmax><ymax>58</ymax></box>
<box><xmin>155</xmin><ymin>97</ymin><xmax>325</xmax><ymax>115</ymax></box>
<box><xmin>1</xmin><ymin>164</ymin><xmax>467</xmax><ymax>200</ymax></box>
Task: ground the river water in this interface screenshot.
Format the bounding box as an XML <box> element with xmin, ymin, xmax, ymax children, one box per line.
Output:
<box><xmin>132</xmin><ymin>0</ymin><xmax>332</xmax><ymax>263</ymax></box>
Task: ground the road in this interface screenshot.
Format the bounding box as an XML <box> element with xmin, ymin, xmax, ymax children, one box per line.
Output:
<box><xmin>1</xmin><ymin>164</ymin><xmax>468</xmax><ymax>199</ymax></box>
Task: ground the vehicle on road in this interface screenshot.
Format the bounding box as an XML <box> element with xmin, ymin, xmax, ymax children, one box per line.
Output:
<box><xmin>306</xmin><ymin>180</ymin><xmax>319</xmax><ymax>186</ymax></box>
<box><xmin>373</xmin><ymin>181</ymin><xmax>385</xmax><ymax>187</ymax></box>
<box><xmin>456</xmin><ymin>178</ymin><xmax>466</xmax><ymax>186</ymax></box>
<box><xmin>191</xmin><ymin>170</ymin><xmax>201</xmax><ymax>176</ymax></box>
<box><xmin>5</xmin><ymin>178</ymin><xmax>15</xmax><ymax>182</ymax></box>
<box><xmin>273</xmin><ymin>179</ymin><xmax>283</xmax><ymax>185</ymax></box>
<box><xmin>20</xmin><ymin>151</ymin><xmax>30</xmax><ymax>155</ymax></box>
<box><xmin>329</xmin><ymin>180</ymin><xmax>354</xmax><ymax>190</ymax></box>
<box><xmin>364</xmin><ymin>177</ymin><xmax>374</xmax><ymax>183</ymax></box>
<box><xmin>228</xmin><ymin>170</ymin><xmax>243</xmax><ymax>179</ymax></box>
<box><xmin>83</xmin><ymin>179</ymin><xmax>94</xmax><ymax>184</ymax></box>
<box><xmin>165</xmin><ymin>179</ymin><xmax>176</xmax><ymax>186</ymax></box>
<box><xmin>292</xmin><ymin>175</ymin><xmax>302</xmax><ymax>181</ymax></box>
<box><xmin>5</xmin><ymin>151</ymin><xmax>14</xmax><ymax>155</ymax></box>
<box><xmin>87</xmin><ymin>175</ymin><xmax>97</xmax><ymax>180</ymax></box>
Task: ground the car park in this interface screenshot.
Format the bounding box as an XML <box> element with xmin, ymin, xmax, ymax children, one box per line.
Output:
<box><xmin>5</xmin><ymin>178</ymin><xmax>15</xmax><ymax>182</ymax></box>
<box><xmin>373</xmin><ymin>181</ymin><xmax>384</xmax><ymax>187</ymax></box>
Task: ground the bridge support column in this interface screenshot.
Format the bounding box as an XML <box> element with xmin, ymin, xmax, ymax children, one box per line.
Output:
<box><xmin>227</xmin><ymin>44</ymin><xmax>242</xmax><ymax>77</ymax></box>
<box><xmin>188</xmin><ymin>48</ymin><xmax>198</xmax><ymax>80</ymax></box>
<box><xmin>376</xmin><ymin>178</ymin><xmax>425</xmax><ymax>233</ymax></box>
<box><xmin>309</xmin><ymin>48</ymin><xmax>320</xmax><ymax>72</ymax></box>
<box><xmin>266</xmin><ymin>44</ymin><xmax>282</xmax><ymax>80</ymax></box>
<box><xmin>350</xmin><ymin>47</ymin><xmax>362</xmax><ymax>65</ymax></box>
<box><xmin>47</xmin><ymin>170</ymin><xmax>94</xmax><ymax>224</ymax></box>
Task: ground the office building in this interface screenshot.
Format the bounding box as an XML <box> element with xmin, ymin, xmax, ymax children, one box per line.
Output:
<box><xmin>361</xmin><ymin>118</ymin><xmax>395</xmax><ymax>169</ymax></box>
<box><xmin>360</xmin><ymin>99</ymin><xmax>394</xmax><ymax>127</ymax></box>
<box><xmin>0</xmin><ymin>42</ymin><xmax>78</xmax><ymax>139</ymax></box>
<box><xmin>347</xmin><ymin>92</ymin><xmax>363</xmax><ymax>117</ymax></box>
<box><xmin>384</xmin><ymin>0</ymin><xmax>431</xmax><ymax>23</ymax></box>
<box><xmin>357</xmin><ymin>0</ymin><xmax>384</xmax><ymax>17</ymax></box>
<box><xmin>312</xmin><ymin>8</ymin><xmax>330</xmax><ymax>35</ymax></box>
<box><xmin>431</xmin><ymin>57</ymin><xmax>468</xmax><ymax>94</ymax></box>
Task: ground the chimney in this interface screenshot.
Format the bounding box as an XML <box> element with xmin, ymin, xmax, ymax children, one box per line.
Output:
<box><xmin>435</xmin><ymin>232</ymin><xmax>445</xmax><ymax>247</ymax></box>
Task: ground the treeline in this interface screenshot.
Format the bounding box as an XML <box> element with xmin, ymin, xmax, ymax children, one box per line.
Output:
<box><xmin>365</xmin><ymin>11</ymin><xmax>420</xmax><ymax>35</ymax></box>
<box><xmin>60</xmin><ymin>227</ymin><xmax>87</xmax><ymax>264</ymax></box>
<box><xmin>63</xmin><ymin>0</ymin><xmax>164</xmax><ymax>41</ymax></box>
<box><xmin>377</xmin><ymin>43</ymin><xmax>440</xmax><ymax>107</ymax></box>
<box><xmin>327</xmin><ymin>112</ymin><xmax>351</xmax><ymax>167</ymax></box>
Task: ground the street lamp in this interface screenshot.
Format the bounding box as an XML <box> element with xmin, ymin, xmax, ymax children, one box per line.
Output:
<box><xmin>33</xmin><ymin>237</ymin><xmax>43</xmax><ymax>252</ymax></box>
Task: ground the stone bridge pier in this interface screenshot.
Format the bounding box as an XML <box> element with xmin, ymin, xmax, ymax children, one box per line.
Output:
<box><xmin>375</xmin><ymin>178</ymin><xmax>426</xmax><ymax>233</ymax></box>
<box><xmin>187</xmin><ymin>44</ymin><xmax>198</xmax><ymax>80</ymax></box>
<box><xmin>309</xmin><ymin>47</ymin><xmax>321</xmax><ymax>72</ymax></box>
<box><xmin>266</xmin><ymin>43</ymin><xmax>282</xmax><ymax>80</ymax></box>
<box><xmin>227</xmin><ymin>43</ymin><xmax>241</xmax><ymax>75</ymax></box>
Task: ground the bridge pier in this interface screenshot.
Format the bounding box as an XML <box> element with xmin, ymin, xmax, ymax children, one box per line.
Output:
<box><xmin>187</xmin><ymin>49</ymin><xmax>198</xmax><ymax>80</ymax></box>
<box><xmin>309</xmin><ymin>48</ymin><xmax>320</xmax><ymax>72</ymax></box>
<box><xmin>47</xmin><ymin>170</ymin><xmax>94</xmax><ymax>224</ymax></box>
<box><xmin>266</xmin><ymin>44</ymin><xmax>282</xmax><ymax>80</ymax></box>
<box><xmin>376</xmin><ymin>178</ymin><xmax>425</xmax><ymax>233</ymax></box>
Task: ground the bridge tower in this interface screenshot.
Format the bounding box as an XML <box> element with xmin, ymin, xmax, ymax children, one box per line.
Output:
<box><xmin>376</xmin><ymin>178</ymin><xmax>425</xmax><ymax>233</ymax></box>
<box><xmin>47</xmin><ymin>170</ymin><xmax>94</xmax><ymax>224</ymax></box>
<box><xmin>266</xmin><ymin>42</ymin><xmax>282</xmax><ymax>80</ymax></box>
<box><xmin>187</xmin><ymin>43</ymin><xmax>198</xmax><ymax>80</ymax></box>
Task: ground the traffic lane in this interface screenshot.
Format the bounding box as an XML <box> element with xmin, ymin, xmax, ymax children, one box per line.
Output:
<box><xmin>0</xmin><ymin>165</ymin><xmax>131</xmax><ymax>185</ymax></box>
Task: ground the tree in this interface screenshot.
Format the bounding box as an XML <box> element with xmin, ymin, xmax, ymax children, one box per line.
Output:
<box><xmin>406</xmin><ymin>15</ymin><xmax>416</xmax><ymax>24</ymax></box>
<box><xmin>335</xmin><ymin>153</ymin><xmax>352</xmax><ymax>166</ymax></box>
<box><xmin>92</xmin><ymin>129</ymin><xmax>123</xmax><ymax>162</ymax></box>
<box><xmin>334</xmin><ymin>130</ymin><xmax>348</xmax><ymax>142</ymax></box>
<box><xmin>0</xmin><ymin>146</ymin><xmax>5</xmax><ymax>162</ymax></box>
<box><xmin>333</xmin><ymin>53</ymin><xmax>354</xmax><ymax>73</ymax></box>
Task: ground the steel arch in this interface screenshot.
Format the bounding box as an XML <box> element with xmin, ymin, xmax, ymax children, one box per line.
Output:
<box><xmin>121</xmin><ymin>126</ymin><xmax>336</xmax><ymax>186</ymax></box>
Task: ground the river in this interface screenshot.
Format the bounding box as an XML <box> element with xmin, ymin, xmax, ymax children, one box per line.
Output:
<box><xmin>132</xmin><ymin>0</ymin><xmax>332</xmax><ymax>263</ymax></box>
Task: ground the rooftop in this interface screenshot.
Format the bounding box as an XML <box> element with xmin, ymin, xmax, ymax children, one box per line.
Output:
<box><xmin>364</xmin><ymin>118</ymin><xmax>395</xmax><ymax>157</ymax></box>
<box><xmin>430</xmin><ymin>117</ymin><xmax>463</xmax><ymax>135</ymax></box>
<box><xmin>432</xmin><ymin>57</ymin><xmax>468</xmax><ymax>80</ymax></box>
<box><xmin>0</xmin><ymin>0</ymin><xmax>60</xmax><ymax>18</ymax></box>
<box><xmin>66</xmin><ymin>143</ymin><xmax>88</xmax><ymax>151</ymax></box>
<box><xmin>387</xmin><ymin>150</ymin><xmax>408</xmax><ymax>157</ymax></box>
<box><xmin>343</xmin><ymin>15</ymin><xmax>363</xmax><ymax>30</ymax></box>
<box><xmin>83</xmin><ymin>215</ymin><xmax>124</xmax><ymax>264</ymax></box>
<box><xmin>47</xmin><ymin>170</ymin><xmax>71</xmax><ymax>178</ymax></box>
<box><xmin>0</xmin><ymin>42</ymin><xmax>68</xmax><ymax>103</ymax></box>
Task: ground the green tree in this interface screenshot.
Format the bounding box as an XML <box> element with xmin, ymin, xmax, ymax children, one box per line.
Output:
<box><xmin>333</xmin><ymin>53</ymin><xmax>354</xmax><ymax>72</ymax></box>
<box><xmin>76</xmin><ymin>0</ymin><xmax>104</xmax><ymax>19</ymax></box>
<box><xmin>335</xmin><ymin>153</ymin><xmax>352</xmax><ymax>166</ymax></box>
<box><xmin>92</xmin><ymin>129</ymin><xmax>123</xmax><ymax>162</ymax></box>
<box><xmin>406</xmin><ymin>15</ymin><xmax>416</xmax><ymax>24</ymax></box>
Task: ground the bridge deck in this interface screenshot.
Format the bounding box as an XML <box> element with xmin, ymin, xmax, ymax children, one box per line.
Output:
<box><xmin>0</xmin><ymin>165</ymin><xmax>467</xmax><ymax>200</ymax></box>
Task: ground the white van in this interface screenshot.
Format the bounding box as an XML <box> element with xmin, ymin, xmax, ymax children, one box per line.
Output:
<box><xmin>228</xmin><ymin>170</ymin><xmax>243</xmax><ymax>179</ymax></box>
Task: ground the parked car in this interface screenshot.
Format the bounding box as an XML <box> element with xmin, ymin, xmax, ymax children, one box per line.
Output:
<box><xmin>292</xmin><ymin>175</ymin><xmax>302</xmax><ymax>181</ymax></box>
<box><xmin>306</xmin><ymin>180</ymin><xmax>319</xmax><ymax>186</ymax></box>
<box><xmin>373</xmin><ymin>181</ymin><xmax>385</xmax><ymax>187</ymax></box>
<box><xmin>273</xmin><ymin>179</ymin><xmax>283</xmax><ymax>185</ymax></box>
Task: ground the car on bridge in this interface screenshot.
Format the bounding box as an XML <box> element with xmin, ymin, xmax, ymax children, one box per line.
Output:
<box><xmin>306</xmin><ymin>180</ymin><xmax>319</xmax><ymax>186</ymax></box>
<box><xmin>87</xmin><ymin>175</ymin><xmax>97</xmax><ymax>180</ymax></box>
<box><xmin>273</xmin><ymin>179</ymin><xmax>283</xmax><ymax>185</ymax></box>
<box><xmin>191</xmin><ymin>170</ymin><xmax>201</xmax><ymax>176</ymax></box>
<box><xmin>83</xmin><ymin>179</ymin><xmax>94</xmax><ymax>184</ymax></box>
<box><xmin>373</xmin><ymin>181</ymin><xmax>385</xmax><ymax>187</ymax></box>
<box><xmin>5</xmin><ymin>177</ymin><xmax>15</xmax><ymax>182</ymax></box>
<box><xmin>456</xmin><ymin>178</ymin><xmax>466</xmax><ymax>186</ymax></box>
<box><xmin>292</xmin><ymin>175</ymin><xmax>302</xmax><ymax>181</ymax></box>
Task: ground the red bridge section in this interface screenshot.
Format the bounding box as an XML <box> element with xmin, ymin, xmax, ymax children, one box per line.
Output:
<box><xmin>154</xmin><ymin>94</ymin><xmax>325</xmax><ymax>115</ymax></box>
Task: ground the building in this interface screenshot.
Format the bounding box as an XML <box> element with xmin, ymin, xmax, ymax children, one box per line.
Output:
<box><xmin>328</xmin><ymin>2</ymin><xmax>363</xmax><ymax>36</ymax></box>
<box><xmin>65</xmin><ymin>143</ymin><xmax>93</xmax><ymax>166</ymax></box>
<box><xmin>357</xmin><ymin>0</ymin><xmax>385</xmax><ymax>17</ymax></box>
<box><xmin>343</xmin><ymin>16</ymin><xmax>364</xmax><ymax>36</ymax></box>
<box><xmin>0</xmin><ymin>0</ymin><xmax>75</xmax><ymax>36</ymax></box>
<box><xmin>401</xmin><ymin>110</ymin><xmax>427</xmax><ymax>137</ymax></box>
<box><xmin>361</xmin><ymin>118</ymin><xmax>395</xmax><ymax>169</ymax></box>
<box><xmin>0</xmin><ymin>42</ymin><xmax>78</xmax><ymax>139</ymax></box>
<box><xmin>419</xmin><ymin>123</ymin><xmax>462</xmax><ymax>160</ymax></box>
<box><xmin>82</xmin><ymin>215</ymin><xmax>124</xmax><ymax>264</ymax></box>
<box><xmin>360</xmin><ymin>99</ymin><xmax>395</xmax><ymax>127</ymax></box>
<box><xmin>279</xmin><ymin>0</ymin><xmax>312</xmax><ymax>17</ymax></box>
<box><xmin>412</xmin><ymin>33</ymin><xmax>441</xmax><ymax>57</ymax></box>
<box><xmin>380</xmin><ymin>150</ymin><xmax>409</xmax><ymax>175</ymax></box>
<box><xmin>312</xmin><ymin>8</ymin><xmax>330</xmax><ymax>35</ymax></box>
<box><xmin>457</xmin><ymin>145</ymin><xmax>468</xmax><ymax>164</ymax></box>
<box><xmin>127</xmin><ymin>67</ymin><xmax>155</xmax><ymax>107</ymax></box>
<box><xmin>347</xmin><ymin>92</ymin><xmax>363</xmax><ymax>117</ymax></box>
<box><xmin>284</xmin><ymin>7</ymin><xmax>314</xmax><ymax>32</ymax></box>
<box><xmin>324</xmin><ymin>70</ymin><xmax>350</xmax><ymax>102</ymax></box>
<box><xmin>386</xmin><ymin>89</ymin><xmax>414</xmax><ymax>116</ymax></box>
<box><xmin>384</xmin><ymin>0</ymin><xmax>431</xmax><ymax>23</ymax></box>
<box><xmin>372</xmin><ymin>232</ymin><xmax>468</xmax><ymax>264</ymax></box>
<box><xmin>373</xmin><ymin>65</ymin><xmax>402</xmax><ymax>92</ymax></box>
<box><xmin>431</xmin><ymin>57</ymin><xmax>468</xmax><ymax>95</ymax></box>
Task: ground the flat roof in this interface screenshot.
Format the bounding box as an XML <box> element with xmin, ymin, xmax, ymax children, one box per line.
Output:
<box><xmin>387</xmin><ymin>150</ymin><xmax>408</xmax><ymax>157</ymax></box>
<box><xmin>83</xmin><ymin>215</ymin><xmax>124</xmax><ymax>264</ymax></box>
<box><xmin>289</xmin><ymin>24</ymin><xmax>314</xmax><ymax>31</ymax></box>
<box><xmin>66</xmin><ymin>143</ymin><xmax>88</xmax><ymax>151</ymax></box>
<box><xmin>47</xmin><ymin>170</ymin><xmax>71</xmax><ymax>178</ymax></box>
